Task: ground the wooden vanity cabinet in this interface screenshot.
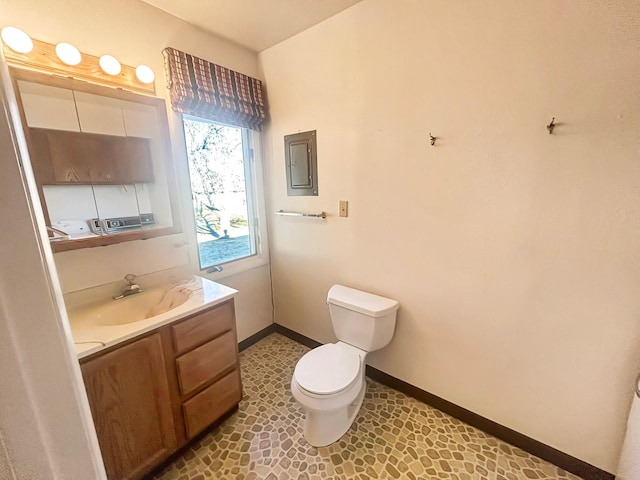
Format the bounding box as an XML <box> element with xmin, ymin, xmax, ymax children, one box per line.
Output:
<box><xmin>80</xmin><ymin>299</ymin><xmax>241</xmax><ymax>480</ymax></box>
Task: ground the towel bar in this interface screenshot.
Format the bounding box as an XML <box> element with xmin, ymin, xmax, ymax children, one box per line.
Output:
<box><xmin>275</xmin><ymin>210</ymin><xmax>326</xmax><ymax>218</ymax></box>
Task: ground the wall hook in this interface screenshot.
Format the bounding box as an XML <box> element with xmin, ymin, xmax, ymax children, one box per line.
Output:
<box><xmin>429</xmin><ymin>133</ymin><xmax>437</xmax><ymax>146</ymax></box>
<box><xmin>546</xmin><ymin>117</ymin><xmax>556</xmax><ymax>134</ymax></box>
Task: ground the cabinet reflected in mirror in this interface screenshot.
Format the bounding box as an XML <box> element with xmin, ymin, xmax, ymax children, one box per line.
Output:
<box><xmin>11</xmin><ymin>68</ymin><xmax>181</xmax><ymax>252</ymax></box>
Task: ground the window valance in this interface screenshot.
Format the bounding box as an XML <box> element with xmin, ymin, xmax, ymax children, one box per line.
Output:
<box><xmin>162</xmin><ymin>47</ymin><xmax>268</xmax><ymax>131</ymax></box>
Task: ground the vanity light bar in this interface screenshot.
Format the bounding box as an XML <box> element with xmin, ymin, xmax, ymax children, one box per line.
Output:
<box><xmin>1</xmin><ymin>32</ymin><xmax>155</xmax><ymax>95</ymax></box>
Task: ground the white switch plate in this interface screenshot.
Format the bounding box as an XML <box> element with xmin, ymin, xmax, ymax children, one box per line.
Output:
<box><xmin>339</xmin><ymin>200</ymin><xmax>348</xmax><ymax>217</ymax></box>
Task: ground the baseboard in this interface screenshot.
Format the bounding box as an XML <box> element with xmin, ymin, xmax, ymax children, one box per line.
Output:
<box><xmin>272</xmin><ymin>323</ymin><xmax>614</xmax><ymax>480</ymax></box>
<box><xmin>273</xmin><ymin>324</ymin><xmax>322</xmax><ymax>349</ymax></box>
<box><xmin>238</xmin><ymin>324</ymin><xmax>277</xmax><ymax>351</ymax></box>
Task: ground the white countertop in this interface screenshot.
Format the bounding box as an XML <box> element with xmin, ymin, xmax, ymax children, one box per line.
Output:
<box><xmin>68</xmin><ymin>275</ymin><xmax>237</xmax><ymax>359</ymax></box>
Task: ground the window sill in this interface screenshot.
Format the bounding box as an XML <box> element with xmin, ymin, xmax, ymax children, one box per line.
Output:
<box><xmin>199</xmin><ymin>255</ymin><xmax>268</xmax><ymax>281</ymax></box>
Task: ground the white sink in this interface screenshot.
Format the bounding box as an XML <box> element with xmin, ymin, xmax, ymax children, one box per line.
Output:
<box><xmin>66</xmin><ymin>275</ymin><xmax>239</xmax><ymax>359</ymax></box>
<box><xmin>72</xmin><ymin>286</ymin><xmax>191</xmax><ymax>326</ymax></box>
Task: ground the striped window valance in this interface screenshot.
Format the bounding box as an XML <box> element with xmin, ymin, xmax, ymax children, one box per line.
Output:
<box><xmin>162</xmin><ymin>47</ymin><xmax>268</xmax><ymax>131</ymax></box>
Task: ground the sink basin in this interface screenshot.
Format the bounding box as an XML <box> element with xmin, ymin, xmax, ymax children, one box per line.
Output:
<box><xmin>67</xmin><ymin>275</ymin><xmax>239</xmax><ymax>359</ymax></box>
<box><xmin>71</xmin><ymin>286</ymin><xmax>192</xmax><ymax>326</ymax></box>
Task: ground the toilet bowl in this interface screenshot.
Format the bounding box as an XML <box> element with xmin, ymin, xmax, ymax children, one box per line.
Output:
<box><xmin>291</xmin><ymin>342</ymin><xmax>367</xmax><ymax>447</ymax></box>
<box><xmin>291</xmin><ymin>285</ymin><xmax>399</xmax><ymax>447</ymax></box>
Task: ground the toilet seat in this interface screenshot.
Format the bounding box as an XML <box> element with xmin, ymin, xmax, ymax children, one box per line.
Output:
<box><xmin>294</xmin><ymin>343</ymin><xmax>361</xmax><ymax>396</ymax></box>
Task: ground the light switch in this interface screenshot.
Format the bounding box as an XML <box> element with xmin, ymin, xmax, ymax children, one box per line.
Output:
<box><xmin>339</xmin><ymin>200</ymin><xmax>348</xmax><ymax>217</ymax></box>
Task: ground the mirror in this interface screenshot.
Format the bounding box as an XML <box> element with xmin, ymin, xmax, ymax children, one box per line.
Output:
<box><xmin>10</xmin><ymin>67</ymin><xmax>181</xmax><ymax>252</ymax></box>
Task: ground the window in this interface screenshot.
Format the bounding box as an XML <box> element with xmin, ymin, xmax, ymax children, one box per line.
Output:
<box><xmin>182</xmin><ymin>116</ymin><xmax>265</xmax><ymax>272</ymax></box>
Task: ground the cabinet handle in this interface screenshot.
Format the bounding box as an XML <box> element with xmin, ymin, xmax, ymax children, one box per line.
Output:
<box><xmin>635</xmin><ymin>373</ymin><xmax>640</xmax><ymax>399</ymax></box>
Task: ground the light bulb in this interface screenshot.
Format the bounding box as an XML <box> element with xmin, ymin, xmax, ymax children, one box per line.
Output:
<box><xmin>55</xmin><ymin>42</ymin><xmax>81</xmax><ymax>66</ymax></box>
<box><xmin>99</xmin><ymin>55</ymin><xmax>121</xmax><ymax>75</ymax></box>
<box><xmin>1</xmin><ymin>27</ymin><xmax>33</xmax><ymax>54</ymax></box>
<box><xmin>135</xmin><ymin>65</ymin><xmax>154</xmax><ymax>84</ymax></box>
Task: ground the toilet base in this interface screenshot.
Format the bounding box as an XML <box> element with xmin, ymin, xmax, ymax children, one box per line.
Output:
<box><xmin>302</xmin><ymin>380</ymin><xmax>366</xmax><ymax>447</ymax></box>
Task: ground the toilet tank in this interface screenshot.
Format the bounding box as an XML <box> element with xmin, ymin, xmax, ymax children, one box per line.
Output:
<box><xmin>327</xmin><ymin>285</ymin><xmax>399</xmax><ymax>352</ymax></box>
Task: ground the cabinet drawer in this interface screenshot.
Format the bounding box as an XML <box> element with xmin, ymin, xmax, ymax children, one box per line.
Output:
<box><xmin>175</xmin><ymin>331</ymin><xmax>237</xmax><ymax>396</ymax></box>
<box><xmin>182</xmin><ymin>369</ymin><xmax>241</xmax><ymax>439</ymax></box>
<box><xmin>172</xmin><ymin>301</ymin><xmax>234</xmax><ymax>354</ymax></box>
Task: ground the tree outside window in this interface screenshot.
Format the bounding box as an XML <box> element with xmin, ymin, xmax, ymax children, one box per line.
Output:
<box><xmin>183</xmin><ymin>117</ymin><xmax>255</xmax><ymax>268</ymax></box>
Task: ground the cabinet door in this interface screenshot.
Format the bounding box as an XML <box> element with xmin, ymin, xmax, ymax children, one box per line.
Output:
<box><xmin>123</xmin><ymin>137</ymin><xmax>154</xmax><ymax>183</ymax></box>
<box><xmin>18</xmin><ymin>80</ymin><xmax>80</xmax><ymax>131</ymax></box>
<box><xmin>86</xmin><ymin>134</ymin><xmax>123</xmax><ymax>184</ymax></box>
<box><xmin>74</xmin><ymin>91</ymin><xmax>126</xmax><ymax>136</ymax></box>
<box><xmin>32</xmin><ymin>129</ymin><xmax>118</xmax><ymax>184</ymax></box>
<box><xmin>29</xmin><ymin>129</ymin><xmax>128</xmax><ymax>185</ymax></box>
<box><xmin>27</xmin><ymin>128</ymin><xmax>56</xmax><ymax>184</ymax></box>
<box><xmin>45</xmin><ymin>130</ymin><xmax>92</xmax><ymax>183</ymax></box>
<box><xmin>81</xmin><ymin>334</ymin><xmax>177</xmax><ymax>480</ymax></box>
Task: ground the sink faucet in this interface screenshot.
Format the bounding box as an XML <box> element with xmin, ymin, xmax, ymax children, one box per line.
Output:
<box><xmin>113</xmin><ymin>274</ymin><xmax>142</xmax><ymax>300</ymax></box>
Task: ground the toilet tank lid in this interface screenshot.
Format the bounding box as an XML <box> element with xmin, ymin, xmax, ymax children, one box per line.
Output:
<box><xmin>327</xmin><ymin>285</ymin><xmax>399</xmax><ymax>317</ymax></box>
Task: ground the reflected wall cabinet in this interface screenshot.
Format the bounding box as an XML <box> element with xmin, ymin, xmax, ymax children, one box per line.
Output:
<box><xmin>28</xmin><ymin>128</ymin><xmax>153</xmax><ymax>184</ymax></box>
<box><xmin>284</xmin><ymin>130</ymin><xmax>318</xmax><ymax>196</ymax></box>
<box><xmin>10</xmin><ymin>67</ymin><xmax>181</xmax><ymax>252</ymax></box>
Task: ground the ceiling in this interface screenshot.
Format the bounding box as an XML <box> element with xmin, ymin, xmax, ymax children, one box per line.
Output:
<box><xmin>141</xmin><ymin>0</ymin><xmax>362</xmax><ymax>52</ymax></box>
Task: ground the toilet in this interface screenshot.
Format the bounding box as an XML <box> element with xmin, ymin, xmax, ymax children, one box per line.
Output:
<box><xmin>291</xmin><ymin>284</ymin><xmax>399</xmax><ymax>447</ymax></box>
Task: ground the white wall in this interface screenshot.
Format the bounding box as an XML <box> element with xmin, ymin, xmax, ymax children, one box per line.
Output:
<box><xmin>217</xmin><ymin>265</ymin><xmax>273</xmax><ymax>342</ymax></box>
<box><xmin>0</xmin><ymin>0</ymin><xmax>273</xmax><ymax>341</ymax></box>
<box><xmin>0</xmin><ymin>53</ymin><xmax>105</xmax><ymax>479</ymax></box>
<box><xmin>260</xmin><ymin>0</ymin><xmax>640</xmax><ymax>472</ymax></box>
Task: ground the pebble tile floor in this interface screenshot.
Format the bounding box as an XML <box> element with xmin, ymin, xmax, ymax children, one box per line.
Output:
<box><xmin>152</xmin><ymin>333</ymin><xmax>583</xmax><ymax>480</ymax></box>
